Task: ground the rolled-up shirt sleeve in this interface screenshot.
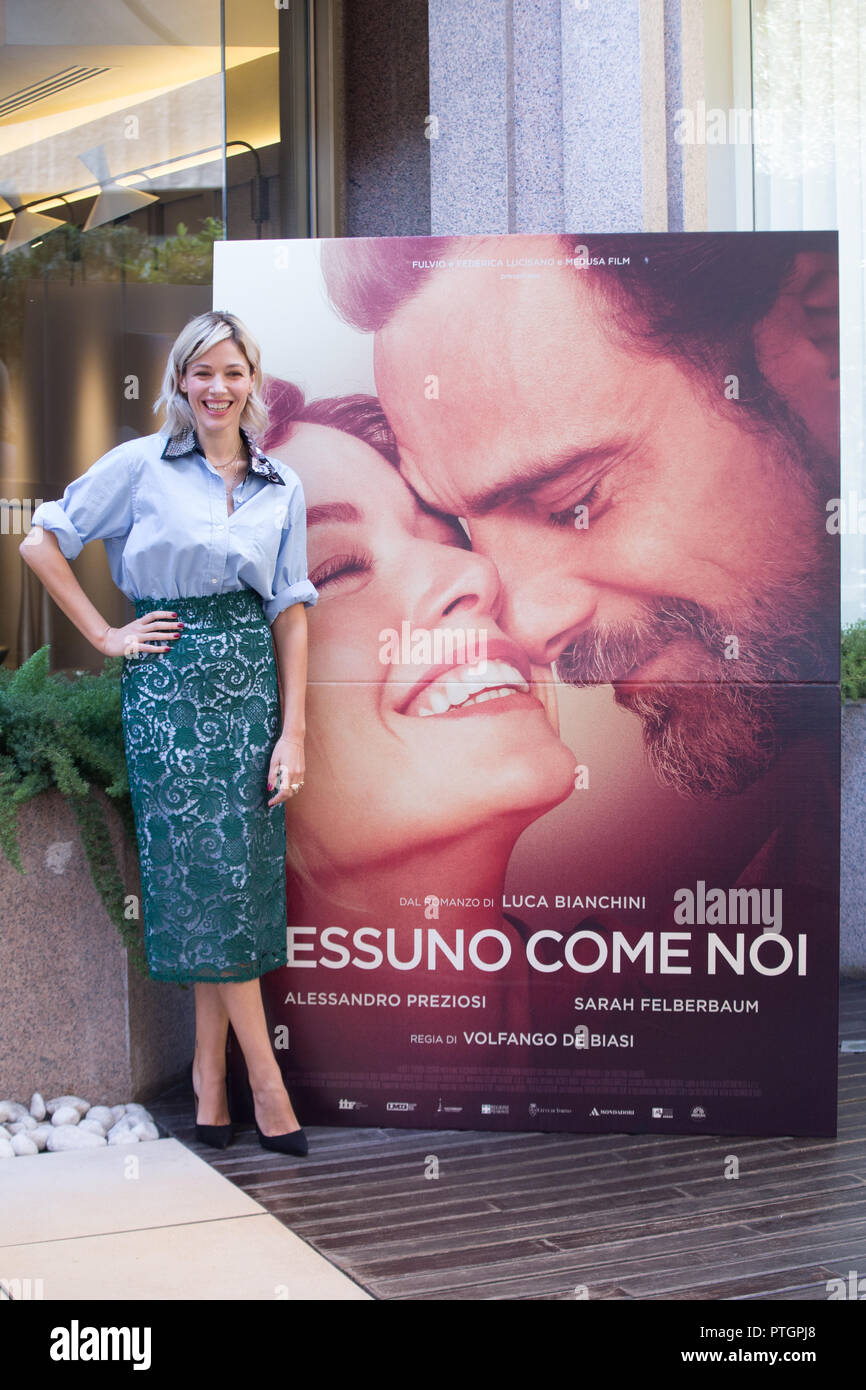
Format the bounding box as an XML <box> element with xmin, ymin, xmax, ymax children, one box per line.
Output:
<box><xmin>262</xmin><ymin>476</ymin><xmax>318</xmax><ymax>625</ymax></box>
<box><xmin>29</xmin><ymin>445</ymin><xmax>134</xmax><ymax>559</ymax></box>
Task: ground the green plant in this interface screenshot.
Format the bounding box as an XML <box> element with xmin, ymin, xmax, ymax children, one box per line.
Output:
<box><xmin>841</xmin><ymin>621</ymin><xmax>866</xmax><ymax>701</ymax></box>
<box><xmin>0</xmin><ymin>646</ymin><xmax>147</xmax><ymax>973</ymax></box>
<box><xmin>0</xmin><ymin>217</ymin><xmax>224</xmax><ymax>413</ymax></box>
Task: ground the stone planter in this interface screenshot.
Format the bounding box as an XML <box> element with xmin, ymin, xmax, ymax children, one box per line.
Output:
<box><xmin>0</xmin><ymin>790</ymin><xmax>194</xmax><ymax>1101</ymax></box>
<box><xmin>841</xmin><ymin>701</ymin><xmax>866</xmax><ymax>977</ymax></box>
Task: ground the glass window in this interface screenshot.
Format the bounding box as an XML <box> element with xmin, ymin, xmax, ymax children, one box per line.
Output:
<box><xmin>0</xmin><ymin>0</ymin><xmax>284</xmax><ymax>670</ymax></box>
<box><xmin>705</xmin><ymin>0</ymin><xmax>864</xmax><ymax>625</ymax></box>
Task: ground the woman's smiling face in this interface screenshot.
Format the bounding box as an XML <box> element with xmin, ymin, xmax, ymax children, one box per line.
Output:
<box><xmin>270</xmin><ymin>422</ymin><xmax>576</xmax><ymax>872</ymax></box>
<box><xmin>179</xmin><ymin>337</ymin><xmax>252</xmax><ymax>441</ymax></box>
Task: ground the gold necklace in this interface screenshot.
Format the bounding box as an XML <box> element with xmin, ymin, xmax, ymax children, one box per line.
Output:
<box><xmin>208</xmin><ymin>438</ymin><xmax>246</xmax><ymax>471</ymax></box>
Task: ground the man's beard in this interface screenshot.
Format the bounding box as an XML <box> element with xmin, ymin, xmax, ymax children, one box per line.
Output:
<box><xmin>555</xmin><ymin>592</ymin><xmax>833</xmax><ymax>798</ymax></box>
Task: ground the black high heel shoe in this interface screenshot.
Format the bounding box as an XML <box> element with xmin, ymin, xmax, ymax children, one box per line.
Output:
<box><xmin>191</xmin><ymin>1064</ymin><xmax>234</xmax><ymax>1150</ymax></box>
<box><xmin>254</xmin><ymin>1119</ymin><xmax>309</xmax><ymax>1157</ymax></box>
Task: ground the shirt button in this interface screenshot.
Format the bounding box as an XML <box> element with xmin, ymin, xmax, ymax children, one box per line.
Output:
<box><xmin>212</xmin><ymin>578</ymin><xmax>218</xmax><ymax>584</ymax></box>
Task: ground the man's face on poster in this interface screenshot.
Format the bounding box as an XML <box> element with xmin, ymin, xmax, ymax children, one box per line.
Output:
<box><xmin>372</xmin><ymin>238</ymin><xmax>834</xmax><ymax>797</ymax></box>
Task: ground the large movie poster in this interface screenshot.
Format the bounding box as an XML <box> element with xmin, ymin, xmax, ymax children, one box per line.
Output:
<box><xmin>218</xmin><ymin>232</ymin><xmax>840</xmax><ymax>1137</ymax></box>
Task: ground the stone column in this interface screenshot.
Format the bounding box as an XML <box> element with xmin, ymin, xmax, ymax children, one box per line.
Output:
<box><xmin>427</xmin><ymin>0</ymin><xmax>706</xmax><ymax>235</ymax></box>
<box><xmin>0</xmin><ymin>791</ymin><xmax>195</xmax><ymax>1103</ymax></box>
<box><xmin>428</xmin><ymin>0</ymin><xmax>511</xmax><ymax>234</ymax></box>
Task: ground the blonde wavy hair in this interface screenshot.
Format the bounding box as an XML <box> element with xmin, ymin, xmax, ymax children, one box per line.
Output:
<box><xmin>153</xmin><ymin>310</ymin><xmax>269</xmax><ymax>440</ymax></box>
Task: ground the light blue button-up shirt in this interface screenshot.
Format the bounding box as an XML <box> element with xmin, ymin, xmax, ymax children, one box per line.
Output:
<box><xmin>29</xmin><ymin>427</ymin><xmax>318</xmax><ymax>624</ymax></box>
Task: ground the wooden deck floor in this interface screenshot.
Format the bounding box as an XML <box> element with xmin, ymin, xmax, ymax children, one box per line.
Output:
<box><xmin>149</xmin><ymin>978</ymin><xmax>866</xmax><ymax>1301</ymax></box>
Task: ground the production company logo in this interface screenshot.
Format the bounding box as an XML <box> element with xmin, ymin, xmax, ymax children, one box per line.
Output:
<box><xmin>436</xmin><ymin>1098</ymin><xmax>463</xmax><ymax>1115</ymax></box>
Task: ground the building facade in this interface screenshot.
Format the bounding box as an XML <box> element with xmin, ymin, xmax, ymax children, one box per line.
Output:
<box><xmin>0</xmin><ymin>0</ymin><xmax>862</xmax><ymax>669</ymax></box>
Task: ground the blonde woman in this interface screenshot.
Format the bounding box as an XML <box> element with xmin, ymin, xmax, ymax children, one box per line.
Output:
<box><xmin>21</xmin><ymin>311</ymin><xmax>316</xmax><ymax>1157</ymax></box>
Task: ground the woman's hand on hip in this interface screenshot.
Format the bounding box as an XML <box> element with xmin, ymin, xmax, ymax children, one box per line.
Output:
<box><xmin>101</xmin><ymin>610</ymin><xmax>183</xmax><ymax>658</ymax></box>
<box><xmin>268</xmin><ymin>737</ymin><xmax>305</xmax><ymax>808</ymax></box>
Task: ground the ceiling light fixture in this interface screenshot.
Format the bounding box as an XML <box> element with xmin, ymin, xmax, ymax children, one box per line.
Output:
<box><xmin>78</xmin><ymin>144</ymin><xmax>158</xmax><ymax>231</ymax></box>
<box><xmin>0</xmin><ymin>182</ymin><xmax>66</xmax><ymax>254</ymax></box>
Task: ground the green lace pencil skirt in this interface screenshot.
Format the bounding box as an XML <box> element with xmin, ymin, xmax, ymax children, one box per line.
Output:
<box><xmin>120</xmin><ymin>590</ymin><xmax>288</xmax><ymax>983</ymax></box>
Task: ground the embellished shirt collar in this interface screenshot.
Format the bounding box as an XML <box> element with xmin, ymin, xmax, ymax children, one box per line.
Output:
<box><xmin>161</xmin><ymin>425</ymin><xmax>285</xmax><ymax>485</ymax></box>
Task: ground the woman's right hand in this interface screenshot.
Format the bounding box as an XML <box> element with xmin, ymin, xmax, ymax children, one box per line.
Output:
<box><xmin>101</xmin><ymin>610</ymin><xmax>183</xmax><ymax>658</ymax></box>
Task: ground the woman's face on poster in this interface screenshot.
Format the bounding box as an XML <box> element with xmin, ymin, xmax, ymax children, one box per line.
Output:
<box><xmin>268</xmin><ymin>423</ymin><xmax>576</xmax><ymax>871</ymax></box>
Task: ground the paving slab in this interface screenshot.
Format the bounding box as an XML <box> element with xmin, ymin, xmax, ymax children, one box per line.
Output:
<box><xmin>0</xmin><ymin>1139</ymin><xmax>258</xmax><ymax>1246</ymax></box>
<box><xmin>0</xmin><ymin>1138</ymin><xmax>369</xmax><ymax>1300</ymax></box>
<box><xmin>0</xmin><ymin>1214</ymin><xmax>369</xmax><ymax>1300</ymax></box>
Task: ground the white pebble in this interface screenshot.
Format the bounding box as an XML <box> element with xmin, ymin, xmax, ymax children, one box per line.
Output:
<box><xmin>0</xmin><ymin>1101</ymin><xmax>29</xmax><ymax>1124</ymax></box>
<box><xmin>50</xmin><ymin>1105</ymin><xmax>81</xmax><ymax>1127</ymax></box>
<box><xmin>132</xmin><ymin>1121</ymin><xmax>159</xmax><ymax>1141</ymax></box>
<box><xmin>8</xmin><ymin>1117</ymin><xmax>38</xmax><ymax>1133</ymax></box>
<box><xmin>86</xmin><ymin>1106</ymin><xmax>115</xmax><ymax>1130</ymax></box>
<box><xmin>78</xmin><ymin>1119</ymin><xmax>106</xmax><ymax>1137</ymax></box>
<box><xmin>1</xmin><ymin>1093</ymin><xmax>160</xmax><ymax>1155</ymax></box>
<box><xmin>106</xmin><ymin>1116</ymin><xmax>137</xmax><ymax>1138</ymax></box>
<box><xmin>123</xmin><ymin>1104</ymin><xmax>154</xmax><ymax>1122</ymax></box>
<box><xmin>46</xmin><ymin>1127</ymin><xmax>106</xmax><ymax>1151</ymax></box>
<box><xmin>46</xmin><ymin>1095</ymin><xmax>90</xmax><ymax>1116</ymax></box>
<box><xmin>29</xmin><ymin>1125</ymin><xmax>52</xmax><ymax>1152</ymax></box>
<box><xmin>11</xmin><ymin>1133</ymin><xmax>39</xmax><ymax>1157</ymax></box>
